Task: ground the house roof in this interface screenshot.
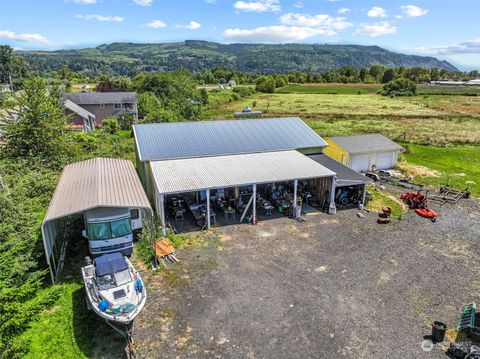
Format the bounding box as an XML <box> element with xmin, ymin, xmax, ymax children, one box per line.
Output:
<box><xmin>151</xmin><ymin>150</ymin><xmax>335</xmax><ymax>195</ymax></box>
<box><xmin>64</xmin><ymin>99</ymin><xmax>95</xmax><ymax>120</ymax></box>
<box><xmin>329</xmin><ymin>134</ymin><xmax>403</xmax><ymax>155</ymax></box>
<box><xmin>61</xmin><ymin>92</ymin><xmax>137</xmax><ymax>105</ymax></box>
<box><xmin>308</xmin><ymin>154</ymin><xmax>373</xmax><ymax>187</ymax></box>
<box><xmin>133</xmin><ymin>117</ymin><xmax>328</xmax><ymax>162</ymax></box>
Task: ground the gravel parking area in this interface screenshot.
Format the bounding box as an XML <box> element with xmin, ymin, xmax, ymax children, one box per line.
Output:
<box><xmin>134</xmin><ymin>195</ymin><xmax>480</xmax><ymax>358</ymax></box>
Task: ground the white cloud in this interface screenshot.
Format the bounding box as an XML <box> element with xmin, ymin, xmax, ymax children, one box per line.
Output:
<box><xmin>234</xmin><ymin>0</ymin><xmax>280</xmax><ymax>13</ymax></box>
<box><xmin>367</xmin><ymin>6</ymin><xmax>387</xmax><ymax>18</ymax></box>
<box><xmin>205</xmin><ymin>0</ymin><xmax>216</xmax><ymax>3</ymax></box>
<box><xmin>354</xmin><ymin>22</ymin><xmax>398</xmax><ymax>37</ymax></box>
<box><xmin>338</xmin><ymin>7</ymin><xmax>350</xmax><ymax>14</ymax></box>
<box><xmin>279</xmin><ymin>13</ymin><xmax>352</xmax><ymax>30</ymax></box>
<box><xmin>73</xmin><ymin>0</ymin><xmax>97</xmax><ymax>4</ymax></box>
<box><xmin>76</xmin><ymin>14</ymin><xmax>124</xmax><ymax>22</ymax></box>
<box><xmin>410</xmin><ymin>38</ymin><xmax>480</xmax><ymax>55</ymax></box>
<box><xmin>395</xmin><ymin>15</ymin><xmax>403</xmax><ymax>19</ymax></box>
<box><xmin>183</xmin><ymin>21</ymin><xmax>202</xmax><ymax>30</ymax></box>
<box><xmin>401</xmin><ymin>5</ymin><xmax>429</xmax><ymax>17</ymax></box>
<box><xmin>327</xmin><ymin>0</ymin><xmax>340</xmax><ymax>2</ymax></box>
<box><xmin>133</xmin><ymin>0</ymin><xmax>153</xmax><ymax>6</ymax></box>
<box><xmin>223</xmin><ymin>25</ymin><xmax>335</xmax><ymax>42</ymax></box>
<box><xmin>147</xmin><ymin>19</ymin><xmax>167</xmax><ymax>29</ymax></box>
<box><xmin>0</xmin><ymin>30</ymin><xmax>51</xmax><ymax>44</ymax></box>
<box><xmin>293</xmin><ymin>2</ymin><xmax>303</xmax><ymax>8</ymax></box>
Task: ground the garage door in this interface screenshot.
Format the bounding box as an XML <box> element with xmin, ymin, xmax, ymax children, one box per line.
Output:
<box><xmin>376</xmin><ymin>152</ymin><xmax>394</xmax><ymax>170</ymax></box>
<box><xmin>351</xmin><ymin>154</ymin><xmax>370</xmax><ymax>172</ymax></box>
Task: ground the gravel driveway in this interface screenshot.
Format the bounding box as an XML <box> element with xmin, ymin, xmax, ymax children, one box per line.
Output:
<box><xmin>134</xmin><ymin>196</ymin><xmax>480</xmax><ymax>358</ymax></box>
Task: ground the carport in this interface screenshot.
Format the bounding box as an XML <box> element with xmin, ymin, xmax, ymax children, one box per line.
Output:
<box><xmin>150</xmin><ymin>150</ymin><xmax>336</xmax><ymax>233</ymax></box>
<box><xmin>308</xmin><ymin>154</ymin><xmax>373</xmax><ymax>206</ymax></box>
<box><xmin>41</xmin><ymin>157</ymin><xmax>153</xmax><ymax>284</ymax></box>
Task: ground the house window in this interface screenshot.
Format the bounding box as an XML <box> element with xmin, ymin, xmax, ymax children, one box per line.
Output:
<box><xmin>100</xmin><ymin>104</ymin><xmax>105</xmax><ymax>108</ymax></box>
<box><xmin>114</xmin><ymin>103</ymin><xmax>122</xmax><ymax>110</ymax></box>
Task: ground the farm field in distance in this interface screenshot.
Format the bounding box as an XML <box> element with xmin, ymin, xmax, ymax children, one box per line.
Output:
<box><xmin>205</xmin><ymin>83</ymin><xmax>480</xmax><ymax>196</ymax></box>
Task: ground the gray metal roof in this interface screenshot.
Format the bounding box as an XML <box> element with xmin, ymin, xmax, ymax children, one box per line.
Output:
<box><xmin>329</xmin><ymin>134</ymin><xmax>403</xmax><ymax>155</ymax></box>
<box><xmin>64</xmin><ymin>99</ymin><xmax>95</xmax><ymax>120</ymax></box>
<box><xmin>133</xmin><ymin>117</ymin><xmax>328</xmax><ymax>162</ymax></box>
<box><xmin>61</xmin><ymin>92</ymin><xmax>137</xmax><ymax>105</ymax></box>
<box><xmin>151</xmin><ymin>150</ymin><xmax>335</xmax><ymax>195</ymax></box>
<box><xmin>43</xmin><ymin>157</ymin><xmax>151</xmax><ymax>223</ymax></box>
<box><xmin>308</xmin><ymin>154</ymin><xmax>373</xmax><ymax>187</ymax></box>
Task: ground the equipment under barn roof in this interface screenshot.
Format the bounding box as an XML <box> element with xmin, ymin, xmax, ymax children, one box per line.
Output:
<box><xmin>41</xmin><ymin>157</ymin><xmax>152</xmax><ymax>283</ymax></box>
<box><xmin>151</xmin><ymin>150</ymin><xmax>335</xmax><ymax>195</ymax></box>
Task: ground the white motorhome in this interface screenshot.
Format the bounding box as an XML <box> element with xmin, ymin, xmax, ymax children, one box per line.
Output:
<box><xmin>82</xmin><ymin>207</ymin><xmax>143</xmax><ymax>257</ymax></box>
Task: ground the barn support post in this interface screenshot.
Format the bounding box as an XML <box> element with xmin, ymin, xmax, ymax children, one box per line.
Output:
<box><xmin>206</xmin><ymin>189</ymin><xmax>211</xmax><ymax>229</ymax></box>
<box><xmin>329</xmin><ymin>176</ymin><xmax>337</xmax><ymax>214</ymax></box>
<box><xmin>252</xmin><ymin>184</ymin><xmax>257</xmax><ymax>224</ymax></box>
<box><xmin>293</xmin><ymin>179</ymin><xmax>298</xmax><ymax>219</ymax></box>
<box><xmin>361</xmin><ymin>184</ymin><xmax>367</xmax><ymax>205</ymax></box>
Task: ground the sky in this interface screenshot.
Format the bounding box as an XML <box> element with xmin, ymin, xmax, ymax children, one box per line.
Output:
<box><xmin>0</xmin><ymin>0</ymin><xmax>479</xmax><ymax>70</ymax></box>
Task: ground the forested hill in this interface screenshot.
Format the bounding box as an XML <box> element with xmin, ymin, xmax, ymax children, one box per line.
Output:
<box><xmin>19</xmin><ymin>40</ymin><xmax>458</xmax><ymax>76</ymax></box>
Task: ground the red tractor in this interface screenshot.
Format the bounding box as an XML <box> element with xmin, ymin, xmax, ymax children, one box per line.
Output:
<box><xmin>400</xmin><ymin>191</ymin><xmax>438</xmax><ymax>222</ymax></box>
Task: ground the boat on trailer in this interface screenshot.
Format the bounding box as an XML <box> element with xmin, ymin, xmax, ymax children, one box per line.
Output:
<box><xmin>82</xmin><ymin>252</ymin><xmax>147</xmax><ymax>326</ymax></box>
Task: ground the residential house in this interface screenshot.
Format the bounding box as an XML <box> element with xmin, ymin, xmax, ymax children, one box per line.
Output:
<box><xmin>61</xmin><ymin>92</ymin><xmax>138</xmax><ymax>132</ymax></box>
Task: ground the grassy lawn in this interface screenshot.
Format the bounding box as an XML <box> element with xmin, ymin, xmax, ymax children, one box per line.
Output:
<box><xmin>366</xmin><ymin>185</ymin><xmax>406</xmax><ymax>219</ymax></box>
<box><xmin>401</xmin><ymin>143</ymin><xmax>480</xmax><ymax>197</ymax></box>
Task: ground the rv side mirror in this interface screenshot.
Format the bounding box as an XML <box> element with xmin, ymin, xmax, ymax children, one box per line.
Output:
<box><xmin>82</xmin><ymin>230</ymin><xmax>88</xmax><ymax>239</ymax></box>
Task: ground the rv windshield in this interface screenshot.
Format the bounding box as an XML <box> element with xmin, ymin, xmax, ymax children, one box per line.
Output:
<box><xmin>111</xmin><ymin>218</ymin><xmax>132</xmax><ymax>238</ymax></box>
<box><xmin>87</xmin><ymin>222</ymin><xmax>111</xmax><ymax>240</ymax></box>
<box><xmin>87</xmin><ymin>218</ymin><xmax>132</xmax><ymax>240</ymax></box>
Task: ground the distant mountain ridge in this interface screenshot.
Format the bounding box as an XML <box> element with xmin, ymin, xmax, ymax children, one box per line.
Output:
<box><xmin>20</xmin><ymin>40</ymin><xmax>458</xmax><ymax>75</ymax></box>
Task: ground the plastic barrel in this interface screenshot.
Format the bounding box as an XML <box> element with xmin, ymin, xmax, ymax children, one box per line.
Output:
<box><xmin>432</xmin><ymin>321</ymin><xmax>447</xmax><ymax>343</ymax></box>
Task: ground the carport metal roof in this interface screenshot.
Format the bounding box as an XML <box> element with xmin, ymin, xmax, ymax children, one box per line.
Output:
<box><xmin>308</xmin><ymin>154</ymin><xmax>373</xmax><ymax>187</ymax></box>
<box><xmin>151</xmin><ymin>150</ymin><xmax>336</xmax><ymax>195</ymax></box>
<box><xmin>42</xmin><ymin>157</ymin><xmax>152</xmax><ymax>283</ymax></box>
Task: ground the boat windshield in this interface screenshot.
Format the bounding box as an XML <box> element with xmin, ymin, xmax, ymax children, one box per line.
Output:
<box><xmin>96</xmin><ymin>269</ymin><xmax>131</xmax><ymax>290</ymax></box>
<box><xmin>114</xmin><ymin>269</ymin><xmax>132</xmax><ymax>286</ymax></box>
<box><xmin>87</xmin><ymin>218</ymin><xmax>132</xmax><ymax>240</ymax></box>
<box><xmin>96</xmin><ymin>274</ymin><xmax>116</xmax><ymax>290</ymax></box>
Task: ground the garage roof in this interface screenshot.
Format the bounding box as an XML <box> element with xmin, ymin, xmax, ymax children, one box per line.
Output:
<box><xmin>308</xmin><ymin>154</ymin><xmax>373</xmax><ymax>187</ymax></box>
<box><xmin>151</xmin><ymin>150</ymin><xmax>335</xmax><ymax>195</ymax></box>
<box><xmin>329</xmin><ymin>134</ymin><xmax>403</xmax><ymax>155</ymax></box>
<box><xmin>133</xmin><ymin>117</ymin><xmax>328</xmax><ymax>162</ymax></box>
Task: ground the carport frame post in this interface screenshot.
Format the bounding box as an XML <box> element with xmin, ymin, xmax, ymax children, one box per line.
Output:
<box><xmin>293</xmin><ymin>179</ymin><xmax>298</xmax><ymax>219</ymax></box>
<box><xmin>159</xmin><ymin>193</ymin><xmax>166</xmax><ymax>236</ymax></box>
<box><xmin>361</xmin><ymin>184</ymin><xmax>367</xmax><ymax>205</ymax></box>
<box><xmin>206</xmin><ymin>189</ymin><xmax>211</xmax><ymax>229</ymax></box>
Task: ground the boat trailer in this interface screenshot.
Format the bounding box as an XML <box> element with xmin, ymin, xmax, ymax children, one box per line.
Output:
<box><xmin>105</xmin><ymin>320</ymin><xmax>137</xmax><ymax>359</ymax></box>
<box><xmin>429</xmin><ymin>184</ymin><xmax>472</xmax><ymax>206</ymax></box>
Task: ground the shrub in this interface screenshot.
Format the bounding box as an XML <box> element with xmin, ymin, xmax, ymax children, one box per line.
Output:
<box><xmin>232</xmin><ymin>92</ymin><xmax>241</xmax><ymax>101</ymax></box>
<box><xmin>233</xmin><ymin>86</ymin><xmax>256</xmax><ymax>97</ymax></box>
<box><xmin>256</xmin><ymin>76</ymin><xmax>276</xmax><ymax>93</ymax></box>
<box><xmin>379</xmin><ymin>78</ymin><xmax>417</xmax><ymax>97</ymax></box>
<box><xmin>102</xmin><ymin>118</ymin><xmax>119</xmax><ymax>134</ymax></box>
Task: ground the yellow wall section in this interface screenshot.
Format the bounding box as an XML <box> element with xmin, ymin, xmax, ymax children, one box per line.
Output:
<box><xmin>323</xmin><ymin>138</ymin><xmax>350</xmax><ymax>165</ymax></box>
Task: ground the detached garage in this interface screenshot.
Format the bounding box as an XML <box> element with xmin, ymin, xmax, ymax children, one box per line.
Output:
<box><xmin>323</xmin><ymin>134</ymin><xmax>404</xmax><ymax>173</ymax></box>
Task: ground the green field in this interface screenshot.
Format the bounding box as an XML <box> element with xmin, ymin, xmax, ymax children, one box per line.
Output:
<box><xmin>204</xmin><ymin>83</ymin><xmax>480</xmax><ymax>196</ymax></box>
<box><xmin>401</xmin><ymin>144</ymin><xmax>480</xmax><ymax>197</ymax></box>
<box><xmin>276</xmin><ymin>83</ymin><xmax>382</xmax><ymax>95</ymax></box>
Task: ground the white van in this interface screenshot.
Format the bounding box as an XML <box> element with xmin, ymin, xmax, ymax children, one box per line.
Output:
<box><xmin>82</xmin><ymin>207</ymin><xmax>143</xmax><ymax>257</ymax></box>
